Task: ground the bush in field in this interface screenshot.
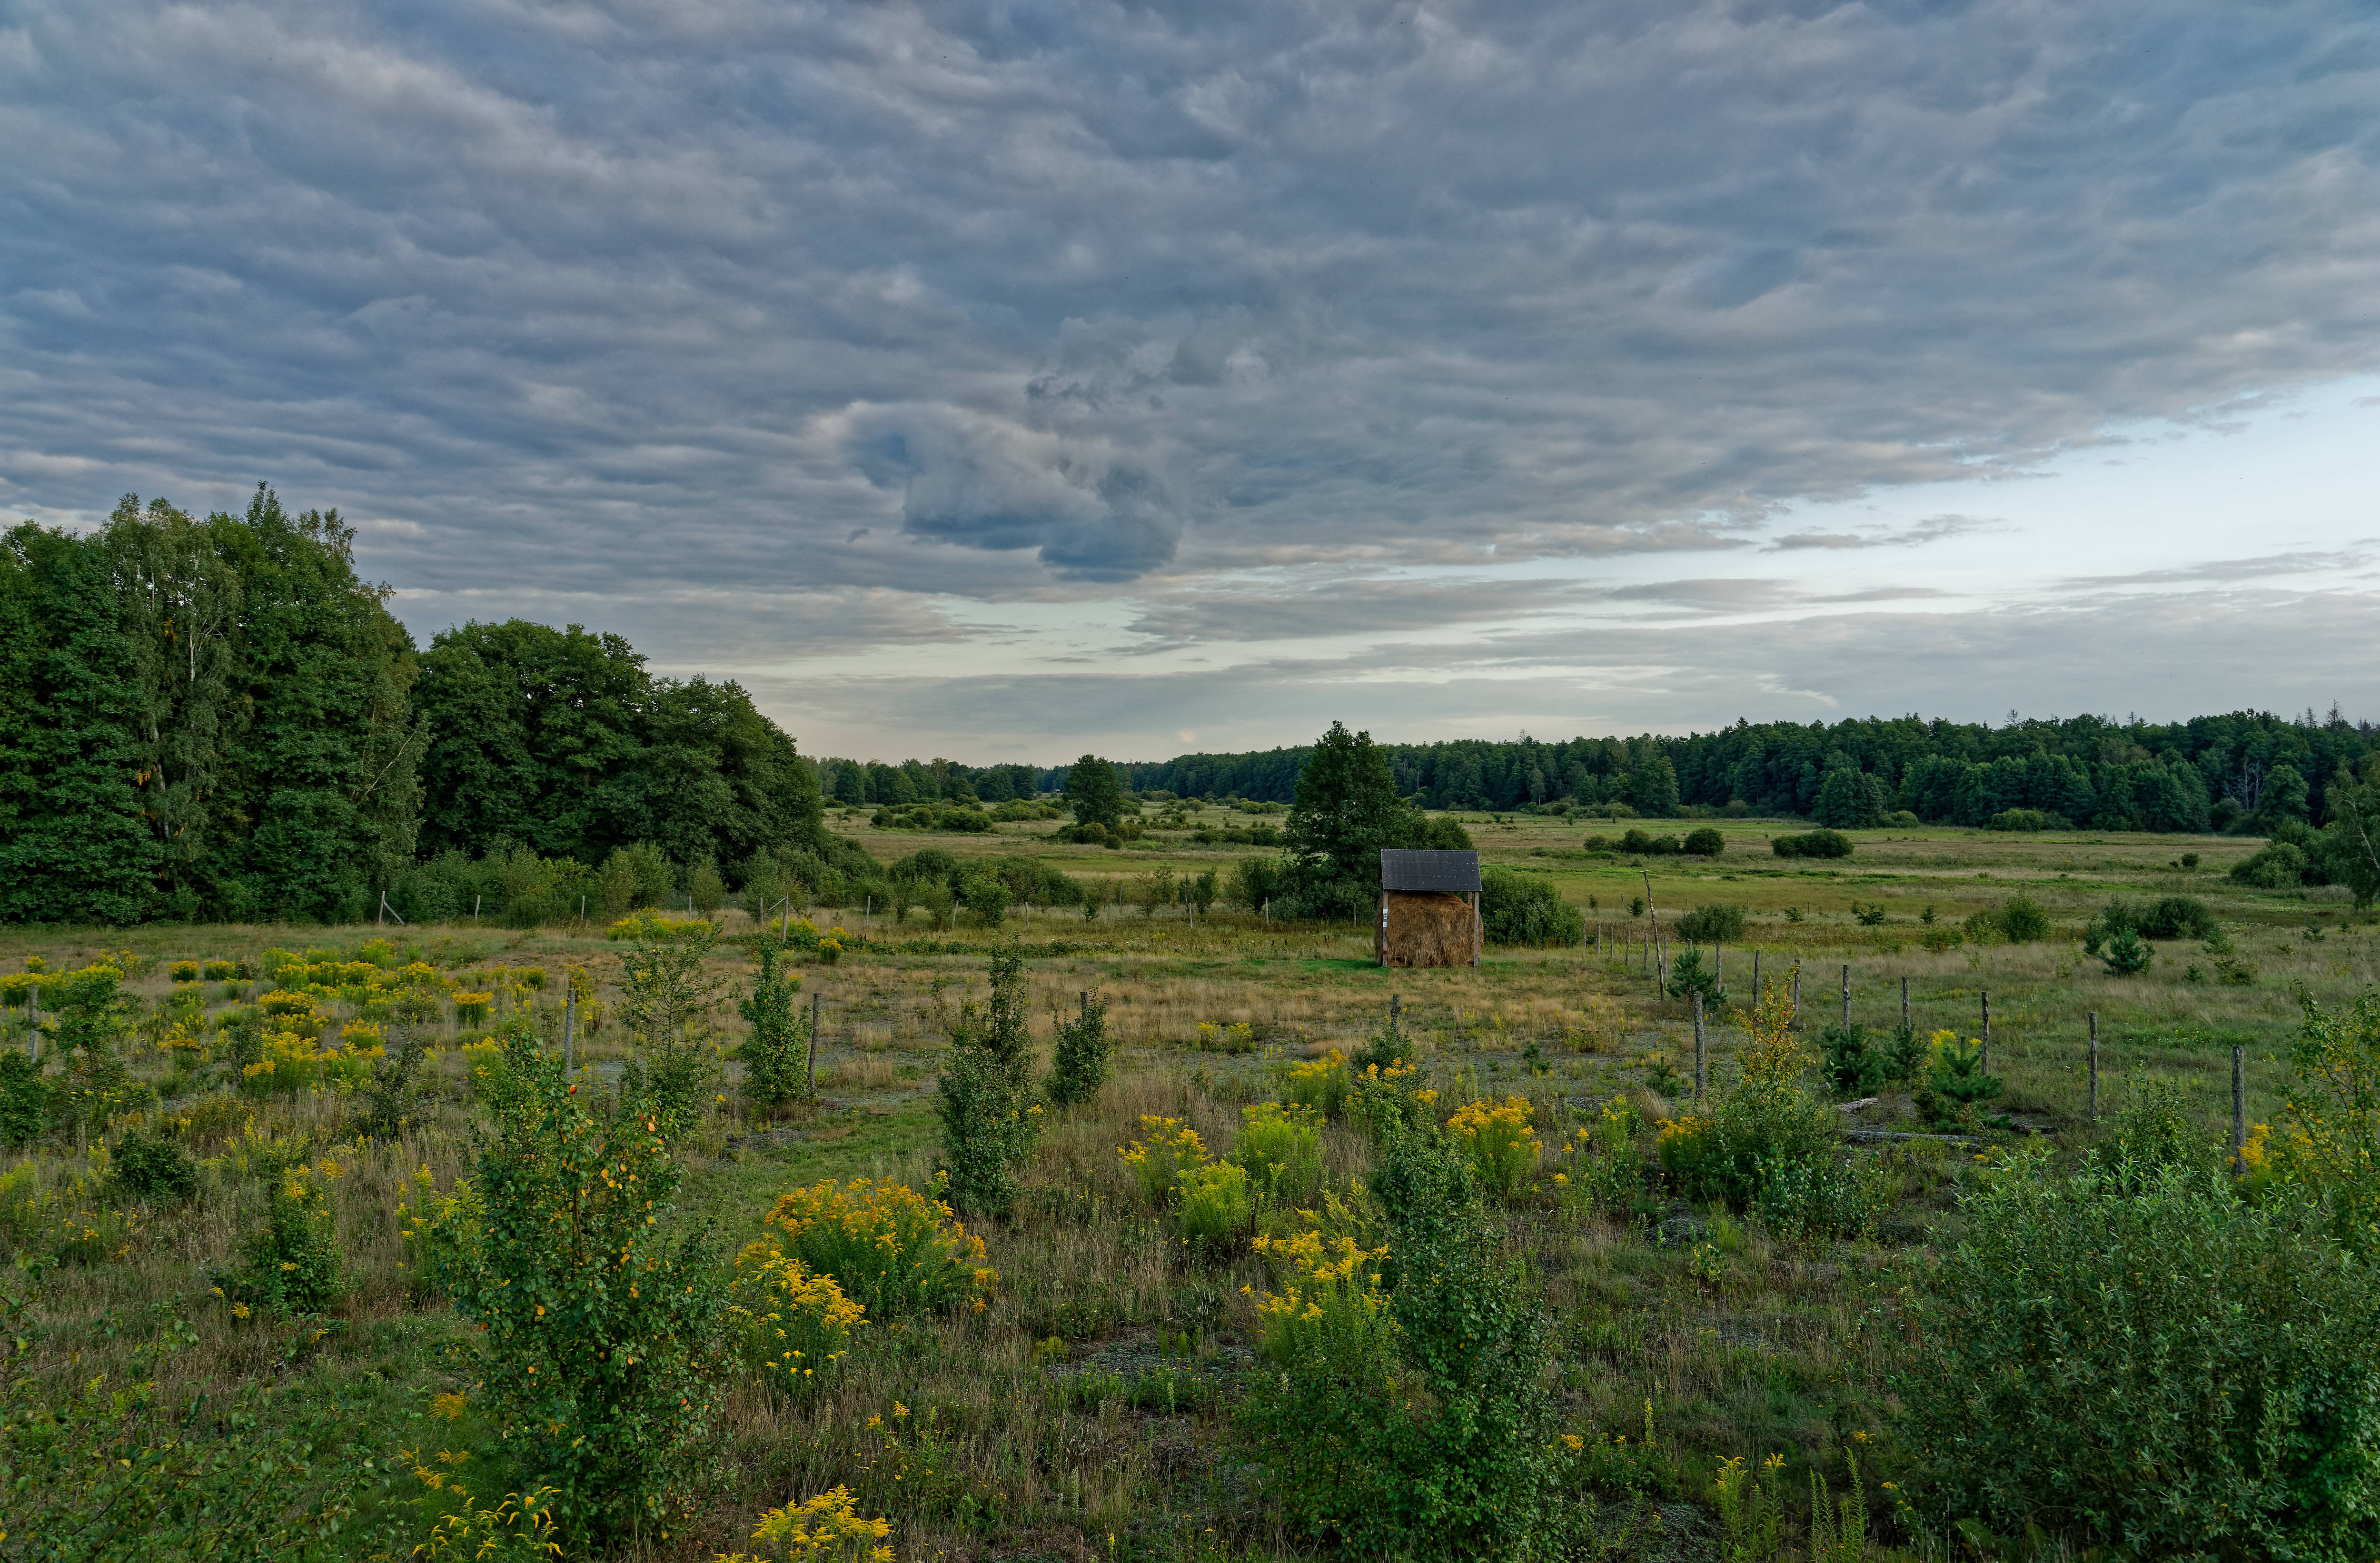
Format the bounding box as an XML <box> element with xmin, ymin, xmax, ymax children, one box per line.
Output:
<box><xmin>1046</xmin><ymin>991</ymin><xmax>1111</xmax><ymax>1108</ymax></box>
<box><xmin>757</xmin><ymin>1177</ymin><xmax>993</xmax><ymax>1319</ymax></box>
<box><xmin>422</xmin><ymin>1029</ymin><xmax>728</xmax><ymax>1543</ymax></box>
<box><xmin>737</xmin><ymin>943</ymin><xmax>810</xmax><ymax>1115</ymax></box>
<box><xmin>933</xmin><ymin>954</ymin><xmax>1038</xmax><ymax>1216</ymax></box>
<box><xmin>1177</xmin><ymin>1161</ymin><xmax>1256</xmax><ymax>1245</ymax></box>
<box><xmin>1818</xmin><ymin>1023</ymin><xmax>1886</xmax><ymax>1097</ymax></box>
<box><xmin>1230</xmin><ymin>1102</ymin><xmax>1324</xmax><ymax>1205</ymax></box>
<box><xmin>1448</xmin><ymin>1096</ymin><xmax>1542</xmax><ymax>1200</ymax></box>
<box><xmin>2231</xmin><ymin>837</ymin><xmax>2316</xmax><ymax>889</ymax></box>
<box><xmin>224</xmin><ymin>1165</ymin><xmax>343</xmax><ymax>1314</ymax></box>
<box><xmin>1281</xmin><ymin>1049</ymin><xmax>1351</xmax><ymax>1120</ymax></box>
<box><xmin>1660</xmin><ymin>986</ymin><xmax>1882</xmax><ymax>1238</ymax></box>
<box><xmin>1681</xmin><ymin>826</ymin><xmax>1726</xmax><ymax>857</ymax></box>
<box><xmin>1914</xmin><ymin>1031</ymin><xmax>2003</xmax><ymax>1131</ymax></box>
<box><xmin>1676</xmin><ymin>902</ymin><xmax>1747</xmax><ymax>943</ymax></box>
<box><xmin>1119</xmin><ymin>1116</ymin><xmax>1210</xmax><ymax>1207</ymax></box>
<box><xmin>0</xmin><ymin>1052</ymin><xmax>52</xmax><ymax>1147</ymax></box>
<box><xmin>2099</xmin><ymin>926</ymin><xmax>2154</xmax><ymax>976</ymax></box>
<box><xmin>1479</xmin><ymin>868</ymin><xmax>1585</xmax><ymax>946</ymax></box>
<box><xmin>2088</xmin><ymin>893</ymin><xmax>2221</xmax><ymax>950</ymax></box>
<box><xmin>616</xmin><ymin>923</ymin><xmax>727</xmax><ymax>1125</ymax></box>
<box><xmin>2272</xmin><ymin>991</ymin><xmax>2380</xmax><ymax>1255</ymax></box>
<box><xmin>1986</xmin><ymin>807</ymin><xmax>2067</xmax><ymax>831</ymax></box>
<box><xmin>1241</xmin><ymin>1133</ymin><xmax>1555</xmax><ymax>1559</ymax></box>
<box><xmin>109</xmin><ymin>1128</ymin><xmax>198</xmax><ymax>1204</ymax></box>
<box><xmin>1664</xmin><ymin>947</ymin><xmax>1722</xmax><ymax>1007</ymax></box>
<box><xmin>1887</xmin><ymin>1154</ymin><xmax>2380</xmax><ymax>1557</ymax></box>
<box><xmin>1771</xmin><ymin>829</ymin><xmax>1853</xmax><ymax>858</ymax></box>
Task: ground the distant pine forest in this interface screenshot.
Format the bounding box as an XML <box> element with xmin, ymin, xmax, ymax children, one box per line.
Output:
<box><xmin>6</xmin><ymin>488</ymin><xmax>2370</xmax><ymax>926</ymax></box>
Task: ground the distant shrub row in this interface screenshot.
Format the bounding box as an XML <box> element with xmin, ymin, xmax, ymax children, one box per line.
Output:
<box><xmin>1583</xmin><ymin>827</ymin><xmax>1725</xmax><ymax>857</ymax></box>
<box><xmin>1771</xmin><ymin>829</ymin><xmax>1853</xmax><ymax>858</ymax></box>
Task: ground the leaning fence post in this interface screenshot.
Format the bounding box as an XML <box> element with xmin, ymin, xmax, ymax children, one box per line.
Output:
<box><xmin>808</xmin><ymin>991</ymin><xmax>822</xmax><ymax>1098</ymax></box>
<box><xmin>1790</xmin><ymin>964</ymin><xmax>1800</xmax><ymax>1025</ymax></box>
<box><xmin>1752</xmin><ymin>949</ymin><xmax>1761</xmax><ymax>1001</ymax></box>
<box><xmin>2232</xmin><ymin>1045</ymin><xmax>2246</xmax><ymax>1175</ymax></box>
<box><xmin>1693</xmin><ymin>991</ymin><xmax>1706</xmax><ymax>1102</ymax></box>
<box><xmin>1840</xmin><ymin>963</ymin><xmax>1850</xmax><ymax>1030</ymax></box>
<box><xmin>1900</xmin><ymin>975</ymin><xmax>1910</xmax><ymax>1030</ymax></box>
<box><xmin>2088</xmin><ymin>1011</ymin><xmax>2099</xmax><ymax>1122</ymax></box>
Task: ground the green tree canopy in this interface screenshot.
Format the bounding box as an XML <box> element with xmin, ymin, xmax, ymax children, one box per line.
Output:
<box><xmin>1062</xmin><ymin>754</ymin><xmax>1125</xmax><ymax>829</ymax></box>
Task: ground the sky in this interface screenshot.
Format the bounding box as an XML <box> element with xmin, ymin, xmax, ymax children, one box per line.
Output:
<box><xmin>5</xmin><ymin>0</ymin><xmax>2379</xmax><ymax>764</ymax></box>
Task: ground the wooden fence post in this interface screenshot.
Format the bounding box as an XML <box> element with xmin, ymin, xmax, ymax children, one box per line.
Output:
<box><xmin>1753</xmin><ymin>949</ymin><xmax>1761</xmax><ymax>1001</ymax></box>
<box><xmin>564</xmin><ymin>982</ymin><xmax>575</xmax><ymax>1073</ymax></box>
<box><xmin>1840</xmin><ymin>964</ymin><xmax>1850</xmax><ymax>1030</ymax></box>
<box><xmin>808</xmin><ymin>991</ymin><xmax>821</xmax><ymax>1098</ymax></box>
<box><xmin>1980</xmin><ymin>991</ymin><xmax>1991</xmax><ymax>1074</ymax></box>
<box><xmin>2088</xmin><ymin>1011</ymin><xmax>2099</xmax><ymax>1122</ymax></box>
<box><xmin>1900</xmin><ymin>976</ymin><xmax>1910</xmax><ymax>1031</ymax></box>
<box><xmin>1693</xmin><ymin>992</ymin><xmax>1706</xmax><ymax>1101</ymax></box>
<box><xmin>2232</xmin><ymin>1045</ymin><xmax>2246</xmax><ymax>1175</ymax></box>
<box><xmin>1790</xmin><ymin>964</ymin><xmax>1800</xmax><ymax>1025</ymax></box>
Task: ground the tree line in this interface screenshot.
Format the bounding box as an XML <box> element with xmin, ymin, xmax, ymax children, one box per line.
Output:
<box><xmin>2</xmin><ymin>490</ymin><xmax>838</xmax><ymax>926</ymax></box>
<box><xmin>1114</xmin><ymin>709</ymin><xmax>2377</xmax><ymax>834</ymax></box>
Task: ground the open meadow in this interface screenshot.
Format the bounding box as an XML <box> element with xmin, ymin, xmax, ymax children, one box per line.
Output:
<box><xmin>4</xmin><ymin>803</ymin><xmax>2376</xmax><ymax>1561</ymax></box>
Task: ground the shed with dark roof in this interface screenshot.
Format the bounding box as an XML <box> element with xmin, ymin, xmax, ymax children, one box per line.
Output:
<box><xmin>1377</xmin><ymin>849</ymin><xmax>1481</xmax><ymax>967</ymax></box>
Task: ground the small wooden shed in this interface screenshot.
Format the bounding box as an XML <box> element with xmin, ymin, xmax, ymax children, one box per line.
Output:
<box><xmin>1377</xmin><ymin>849</ymin><xmax>1482</xmax><ymax>968</ymax></box>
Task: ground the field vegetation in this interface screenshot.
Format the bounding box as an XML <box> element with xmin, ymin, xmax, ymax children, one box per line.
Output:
<box><xmin>6</xmin><ymin>791</ymin><xmax>2380</xmax><ymax>1560</ymax></box>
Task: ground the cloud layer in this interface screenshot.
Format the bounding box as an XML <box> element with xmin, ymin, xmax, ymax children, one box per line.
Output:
<box><xmin>4</xmin><ymin>0</ymin><xmax>2378</xmax><ymax>754</ymax></box>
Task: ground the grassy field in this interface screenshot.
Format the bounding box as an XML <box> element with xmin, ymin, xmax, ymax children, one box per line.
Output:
<box><xmin>1</xmin><ymin>804</ymin><xmax>2370</xmax><ymax>1560</ymax></box>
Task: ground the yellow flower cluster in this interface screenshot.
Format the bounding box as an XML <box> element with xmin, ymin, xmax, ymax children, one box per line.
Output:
<box><xmin>715</xmin><ymin>1486</ymin><xmax>893</xmax><ymax>1563</ymax></box>
<box><xmin>1735</xmin><ymin>980</ymin><xmax>1808</xmax><ymax>1086</ymax></box>
<box><xmin>1248</xmin><ymin>1201</ymin><xmax>1392</xmax><ymax>1366</ymax></box>
<box><xmin>1448</xmin><ymin>1095</ymin><xmax>1544</xmax><ymax>1199</ymax></box>
<box><xmin>1117</xmin><ymin>1116</ymin><xmax>1211</xmax><ymax>1207</ymax></box>
<box><xmin>763</xmin><ymin>1177</ymin><xmax>995</xmax><ymax>1315</ymax></box>
<box><xmin>1196</xmin><ymin>1021</ymin><xmax>1256</xmax><ymax>1053</ymax></box>
<box><xmin>1281</xmin><ymin>1048</ymin><xmax>1351</xmax><ymax>1118</ymax></box>
<box><xmin>730</xmin><ymin>1241</ymin><xmax>867</xmax><ymax>1384</ymax></box>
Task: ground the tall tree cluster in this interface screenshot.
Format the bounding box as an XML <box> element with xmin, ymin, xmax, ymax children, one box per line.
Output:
<box><xmin>3</xmin><ymin>489</ymin><xmax>423</xmax><ymax>924</ymax></box>
<box><xmin>2</xmin><ymin>490</ymin><xmax>827</xmax><ymax>926</ymax></box>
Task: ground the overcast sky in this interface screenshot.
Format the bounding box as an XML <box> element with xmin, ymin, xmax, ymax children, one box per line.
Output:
<box><xmin>7</xmin><ymin>0</ymin><xmax>2379</xmax><ymax>763</ymax></box>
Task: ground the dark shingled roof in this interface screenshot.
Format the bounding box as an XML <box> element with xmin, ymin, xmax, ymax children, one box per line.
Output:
<box><xmin>1379</xmin><ymin>848</ymin><xmax>1481</xmax><ymax>893</ymax></box>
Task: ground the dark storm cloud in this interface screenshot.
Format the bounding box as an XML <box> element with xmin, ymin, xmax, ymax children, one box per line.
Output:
<box><xmin>2</xmin><ymin>0</ymin><xmax>2377</xmax><ymax>747</ymax></box>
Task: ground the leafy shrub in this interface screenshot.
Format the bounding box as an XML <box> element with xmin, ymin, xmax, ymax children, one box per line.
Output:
<box><xmin>0</xmin><ymin>1052</ymin><xmax>52</xmax><ymax>1148</ymax></box>
<box><xmin>933</xmin><ymin>954</ymin><xmax>1037</xmax><ymax>1216</ymax></box>
<box><xmin>1986</xmin><ymin>807</ymin><xmax>2068</xmax><ymax>831</ymax></box>
<box><xmin>2231</xmin><ymin>838</ymin><xmax>2315</xmax><ymax>888</ymax></box>
<box><xmin>727</xmin><ymin>1240</ymin><xmax>867</xmax><ymax>1388</ymax></box>
<box><xmin>1348</xmin><ymin>1059</ymin><xmax>1437</xmax><ymax>1140</ymax></box>
<box><xmin>1176</xmin><ymin>1161</ymin><xmax>1256</xmax><ymax>1245</ymax></box>
<box><xmin>1681</xmin><ymin>827</ymin><xmax>1726</xmax><ymax>857</ymax></box>
<box><xmin>1772</xmin><ymin>829</ymin><xmax>1853</xmax><ymax>858</ymax></box>
<box><xmin>225</xmin><ymin>1166</ymin><xmax>342</xmax><ymax>1314</ymax></box>
<box><xmin>737</xmin><ymin>943</ymin><xmax>810</xmax><ymax>1114</ymax></box>
<box><xmin>1241</xmin><ymin>1135</ymin><xmax>1554</xmax><ymax>1558</ymax></box>
<box><xmin>1994</xmin><ymin>894</ymin><xmax>2051</xmax><ymax>943</ymax></box>
<box><xmin>422</xmin><ymin>1029</ymin><xmax>727</xmax><ymax>1542</ymax></box>
<box><xmin>2088</xmin><ymin>894</ymin><xmax>2221</xmax><ymax>949</ymax></box>
<box><xmin>1676</xmin><ymin>902</ymin><xmax>1747</xmax><ymax>943</ymax></box>
<box><xmin>1888</xmin><ymin>1155</ymin><xmax>2380</xmax><ymax>1555</ymax></box>
<box><xmin>1230</xmin><ymin>1101</ymin><xmax>1323</xmax><ymax>1205</ymax></box>
<box><xmin>2099</xmin><ymin>926</ymin><xmax>2154</xmax><ymax>976</ymax></box>
<box><xmin>2272</xmin><ymin>991</ymin><xmax>2380</xmax><ymax>1254</ymax></box>
<box><xmin>761</xmin><ymin>1177</ymin><xmax>993</xmax><ymax>1318</ymax></box>
<box><xmin>1478</xmin><ymin>868</ymin><xmax>1584</xmax><ymax>946</ymax></box>
<box><xmin>1448</xmin><ymin>1095</ymin><xmax>1542</xmax><ymax>1199</ymax></box>
<box><xmin>714</xmin><ymin>1487</ymin><xmax>894</xmax><ymax>1563</ymax></box>
<box><xmin>1913</xmin><ymin>1032</ymin><xmax>2003</xmax><ymax>1130</ymax></box>
<box><xmin>1818</xmin><ymin>1023</ymin><xmax>1886</xmax><ymax>1096</ymax></box>
<box><xmin>1118</xmin><ymin>1116</ymin><xmax>1210</xmax><ymax>1206</ymax></box>
<box><xmin>1046</xmin><ymin>991</ymin><xmax>1112</xmax><ymax>1108</ymax></box>
<box><xmin>110</xmin><ymin>1129</ymin><xmax>198</xmax><ymax>1204</ymax></box>
<box><xmin>1280</xmin><ymin>1048</ymin><xmax>1351</xmax><ymax>1119</ymax></box>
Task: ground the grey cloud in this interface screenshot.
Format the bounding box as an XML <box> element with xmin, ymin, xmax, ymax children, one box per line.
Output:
<box><xmin>1</xmin><ymin>0</ymin><xmax>2378</xmax><ymax>752</ymax></box>
<box><xmin>1605</xmin><ymin>578</ymin><xmax>1797</xmax><ymax>611</ymax></box>
<box><xmin>1766</xmin><ymin>516</ymin><xmax>1996</xmax><ymax>551</ymax></box>
<box><xmin>1121</xmin><ymin>574</ymin><xmax>1589</xmax><ymax>649</ymax></box>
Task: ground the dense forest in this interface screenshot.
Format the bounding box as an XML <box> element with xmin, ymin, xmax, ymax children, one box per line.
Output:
<box><xmin>1122</xmin><ymin>710</ymin><xmax>2377</xmax><ymax>834</ymax></box>
<box><xmin>7</xmin><ymin>488</ymin><xmax>2373</xmax><ymax>926</ymax></box>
